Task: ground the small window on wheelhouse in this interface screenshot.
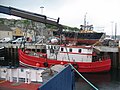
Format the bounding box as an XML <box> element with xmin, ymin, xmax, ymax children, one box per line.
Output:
<box><xmin>54</xmin><ymin>46</ymin><xmax>56</xmax><ymax>49</ymax></box>
<box><xmin>69</xmin><ymin>48</ymin><xmax>72</xmax><ymax>52</ymax></box>
<box><xmin>48</xmin><ymin>46</ymin><xmax>50</xmax><ymax>49</ymax></box>
<box><xmin>78</xmin><ymin>49</ymin><xmax>81</xmax><ymax>53</ymax></box>
<box><xmin>61</xmin><ymin>48</ymin><xmax>64</xmax><ymax>51</ymax></box>
<box><xmin>51</xmin><ymin>46</ymin><xmax>53</xmax><ymax>49</ymax></box>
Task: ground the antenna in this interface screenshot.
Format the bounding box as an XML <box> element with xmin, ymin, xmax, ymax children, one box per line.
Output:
<box><xmin>111</xmin><ymin>21</ymin><xmax>114</xmax><ymax>39</ymax></box>
<box><xmin>84</xmin><ymin>12</ymin><xmax>87</xmax><ymax>30</ymax></box>
<box><xmin>115</xmin><ymin>23</ymin><xmax>117</xmax><ymax>40</ymax></box>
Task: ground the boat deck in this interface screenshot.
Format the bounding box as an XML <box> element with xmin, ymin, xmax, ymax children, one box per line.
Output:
<box><xmin>0</xmin><ymin>80</ymin><xmax>41</xmax><ymax>90</ymax></box>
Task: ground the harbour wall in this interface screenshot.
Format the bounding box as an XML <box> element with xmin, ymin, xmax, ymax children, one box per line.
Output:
<box><xmin>0</xmin><ymin>46</ymin><xmax>19</xmax><ymax>67</ymax></box>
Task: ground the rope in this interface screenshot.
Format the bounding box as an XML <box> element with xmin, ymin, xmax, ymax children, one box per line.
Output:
<box><xmin>69</xmin><ymin>63</ymin><xmax>99</xmax><ymax>90</ymax></box>
<box><xmin>65</xmin><ymin>46</ymin><xmax>70</xmax><ymax>62</ymax></box>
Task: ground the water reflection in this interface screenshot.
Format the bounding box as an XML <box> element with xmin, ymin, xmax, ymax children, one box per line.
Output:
<box><xmin>75</xmin><ymin>69</ymin><xmax>120</xmax><ymax>90</ymax></box>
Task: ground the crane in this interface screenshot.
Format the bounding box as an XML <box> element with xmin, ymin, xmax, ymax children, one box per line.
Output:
<box><xmin>0</xmin><ymin>5</ymin><xmax>63</xmax><ymax>31</ymax></box>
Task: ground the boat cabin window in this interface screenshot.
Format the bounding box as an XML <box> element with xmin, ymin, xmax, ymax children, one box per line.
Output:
<box><xmin>78</xmin><ymin>49</ymin><xmax>81</xmax><ymax>53</ymax></box>
<box><xmin>61</xmin><ymin>48</ymin><xmax>64</xmax><ymax>51</ymax></box>
<box><xmin>54</xmin><ymin>46</ymin><xmax>56</xmax><ymax>49</ymax></box>
<box><xmin>48</xmin><ymin>46</ymin><xmax>50</xmax><ymax>49</ymax></box>
<box><xmin>69</xmin><ymin>48</ymin><xmax>72</xmax><ymax>52</ymax></box>
<box><xmin>21</xmin><ymin>69</ymin><xmax>24</xmax><ymax>72</ymax></box>
<box><xmin>51</xmin><ymin>46</ymin><xmax>53</xmax><ymax>49</ymax></box>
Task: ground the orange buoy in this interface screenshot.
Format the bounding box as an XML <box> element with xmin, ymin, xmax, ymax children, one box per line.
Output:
<box><xmin>61</xmin><ymin>62</ymin><xmax>64</xmax><ymax>65</ymax></box>
<box><xmin>36</xmin><ymin>63</ymin><xmax>40</xmax><ymax>67</ymax></box>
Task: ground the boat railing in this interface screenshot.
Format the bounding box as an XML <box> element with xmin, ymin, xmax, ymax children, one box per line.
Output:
<box><xmin>93</xmin><ymin>55</ymin><xmax>110</xmax><ymax>62</ymax></box>
<box><xmin>101</xmin><ymin>55</ymin><xmax>110</xmax><ymax>60</ymax></box>
<box><xmin>97</xmin><ymin>55</ymin><xmax>110</xmax><ymax>61</ymax></box>
<box><xmin>24</xmin><ymin>49</ymin><xmax>47</xmax><ymax>58</ymax></box>
<box><xmin>69</xmin><ymin>63</ymin><xmax>99</xmax><ymax>90</ymax></box>
<box><xmin>39</xmin><ymin>64</ymin><xmax>98</xmax><ymax>90</ymax></box>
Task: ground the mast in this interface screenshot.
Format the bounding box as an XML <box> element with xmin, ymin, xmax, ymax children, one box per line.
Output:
<box><xmin>111</xmin><ymin>21</ymin><xmax>114</xmax><ymax>39</ymax></box>
<box><xmin>115</xmin><ymin>23</ymin><xmax>117</xmax><ymax>40</ymax></box>
<box><xmin>84</xmin><ymin>12</ymin><xmax>87</xmax><ymax>30</ymax></box>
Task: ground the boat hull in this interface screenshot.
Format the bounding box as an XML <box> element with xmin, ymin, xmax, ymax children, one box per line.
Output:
<box><xmin>65</xmin><ymin>37</ymin><xmax>98</xmax><ymax>45</ymax></box>
<box><xmin>18</xmin><ymin>49</ymin><xmax>111</xmax><ymax>73</ymax></box>
<box><xmin>53</xmin><ymin>31</ymin><xmax>105</xmax><ymax>45</ymax></box>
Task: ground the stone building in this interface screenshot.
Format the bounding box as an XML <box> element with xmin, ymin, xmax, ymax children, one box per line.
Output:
<box><xmin>0</xmin><ymin>24</ymin><xmax>12</xmax><ymax>39</ymax></box>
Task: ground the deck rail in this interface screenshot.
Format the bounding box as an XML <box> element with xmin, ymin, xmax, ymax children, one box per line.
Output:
<box><xmin>69</xmin><ymin>63</ymin><xmax>99</xmax><ymax>90</ymax></box>
<box><xmin>39</xmin><ymin>64</ymin><xmax>99</xmax><ymax>90</ymax></box>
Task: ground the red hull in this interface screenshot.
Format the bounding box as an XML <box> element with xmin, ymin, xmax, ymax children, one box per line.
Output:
<box><xmin>18</xmin><ymin>49</ymin><xmax>111</xmax><ymax>73</ymax></box>
<box><xmin>65</xmin><ymin>37</ymin><xmax>98</xmax><ymax>45</ymax></box>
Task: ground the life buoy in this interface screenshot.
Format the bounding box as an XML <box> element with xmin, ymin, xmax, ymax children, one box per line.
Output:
<box><xmin>43</xmin><ymin>62</ymin><xmax>48</xmax><ymax>67</ymax></box>
<box><xmin>72</xmin><ymin>63</ymin><xmax>79</xmax><ymax>70</ymax></box>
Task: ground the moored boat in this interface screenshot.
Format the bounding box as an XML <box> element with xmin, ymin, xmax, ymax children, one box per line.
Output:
<box><xmin>53</xmin><ymin>25</ymin><xmax>105</xmax><ymax>45</ymax></box>
<box><xmin>18</xmin><ymin>44</ymin><xmax>111</xmax><ymax>73</ymax></box>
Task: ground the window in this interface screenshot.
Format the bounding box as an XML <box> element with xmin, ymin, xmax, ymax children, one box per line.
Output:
<box><xmin>51</xmin><ymin>46</ymin><xmax>53</xmax><ymax>49</ymax></box>
<box><xmin>21</xmin><ymin>69</ymin><xmax>24</xmax><ymax>72</ymax></box>
<box><xmin>69</xmin><ymin>48</ymin><xmax>72</xmax><ymax>52</ymax></box>
<box><xmin>54</xmin><ymin>46</ymin><xmax>56</xmax><ymax>49</ymax></box>
<box><xmin>78</xmin><ymin>49</ymin><xmax>81</xmax><ymax>53</ymax></box>
<box><xmin>48</xmin><ymin>46</ymin><xmax>50</xmax><ymax>49</ymax></box>
<box><xmin>61</xmin><ymin>48</ymin><xmax>64</xmax><ymax>51</ymax></box>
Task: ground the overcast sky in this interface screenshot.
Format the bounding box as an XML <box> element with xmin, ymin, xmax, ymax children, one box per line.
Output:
<box><xmin>0</xmin><ymin>0</ymin><xmax>120</xmax><ymax>35</ymax></box>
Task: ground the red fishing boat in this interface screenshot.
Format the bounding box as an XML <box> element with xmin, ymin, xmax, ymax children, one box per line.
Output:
<box><xmin>18</xmin><ymin>44</ymin><xmax>111</xmax><ymax>73</ymax></box>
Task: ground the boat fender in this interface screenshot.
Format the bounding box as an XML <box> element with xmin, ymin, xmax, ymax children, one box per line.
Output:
<box><xmin>36</xmin><ymin>63</ymin><xmax>40</xmax><ymax>67</ymax></box>
<box><xmin>60</xmin><ymin>62</ymin><xmax>64</xmax><ymax>65</ymax></box>
<box><xmin>43</xmin><ymin>62</ymin><xmax>49</xmax><ymax>67</ymax></box>
<box><xmin>72</xmin><ymin>63</ymin><xmax>79</xmax><ymax>70</ymax></box>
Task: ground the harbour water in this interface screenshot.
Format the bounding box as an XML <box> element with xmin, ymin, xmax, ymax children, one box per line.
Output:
<box><xmin>75</xmin><ymin>68</ymin><xmax>120</xmax><ymax>90</ymax></box>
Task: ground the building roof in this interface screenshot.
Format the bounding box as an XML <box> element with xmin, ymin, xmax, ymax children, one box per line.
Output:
<box><xmin>12</xmin><ymin>27</ymin><xmax>24</xmax><ymax>36</ymax></box>
<box><xmin>0</xmin><ymin>24</ymin><xmax>12</xmax><ymax>31</ymax></box>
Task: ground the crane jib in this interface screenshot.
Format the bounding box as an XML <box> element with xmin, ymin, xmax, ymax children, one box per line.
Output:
<box><xmin>0</xmin><ymin>5</ymin><xmax>62</xmax><ymax>28</ymax></box>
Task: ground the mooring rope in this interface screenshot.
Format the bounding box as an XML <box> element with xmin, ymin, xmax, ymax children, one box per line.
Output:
<box><xmin>69</xmin><ymin>63</ymin><xmax>99</xmax><ymax>90</ymax></box>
